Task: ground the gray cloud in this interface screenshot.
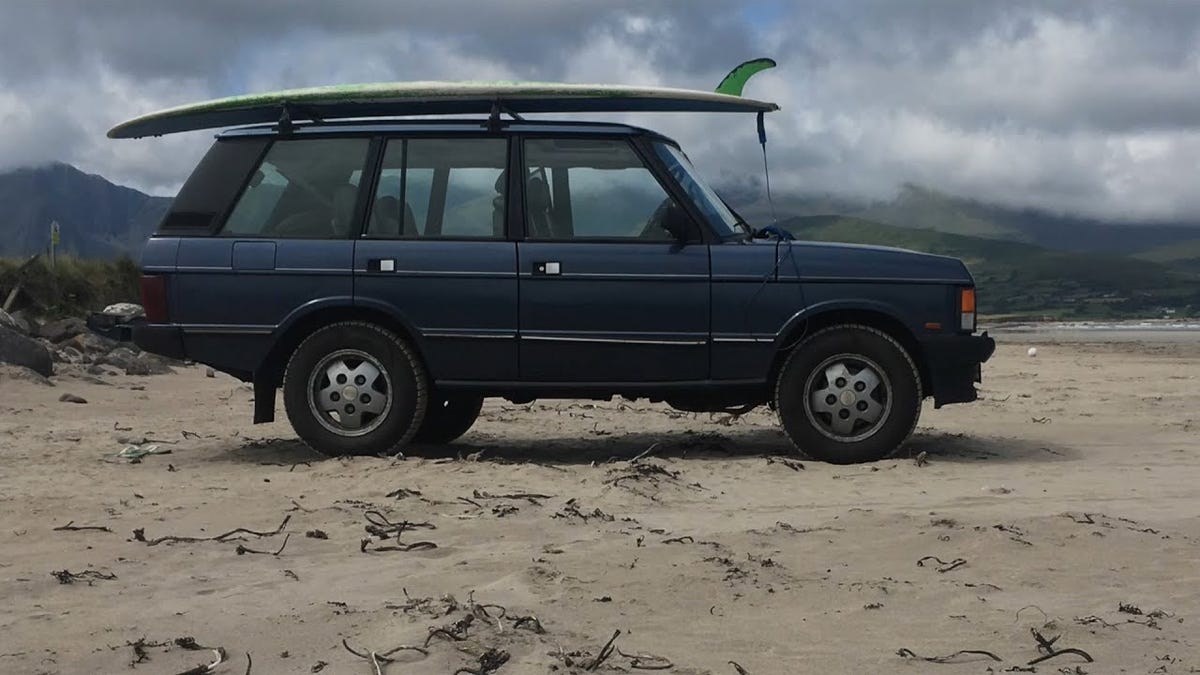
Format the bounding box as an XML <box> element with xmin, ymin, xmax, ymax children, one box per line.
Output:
<box><xmin>3</xmin><ymin>0</ymin><xmax>1200</xmax><ymax>222</ymax></box>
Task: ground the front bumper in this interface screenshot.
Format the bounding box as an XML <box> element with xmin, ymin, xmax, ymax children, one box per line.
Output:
<box><xmin>86</xmin><ymin>313</ymin><xmax>187</xmax><ymax>361</ymax></box>
<box><xmin>921</xmin><ymin>331</ymin><xmax>996</xmax><ymax>408</ymax></box>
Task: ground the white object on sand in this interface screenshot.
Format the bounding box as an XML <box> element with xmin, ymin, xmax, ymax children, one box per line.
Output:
<box><xmin>1027</xmin><ymin>347</ymin><xmax>1038</xmax><ymax>358</ymax></box>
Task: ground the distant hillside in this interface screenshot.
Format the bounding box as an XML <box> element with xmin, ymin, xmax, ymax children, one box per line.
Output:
<box><xmin>732</xmin><ymin>184</ymin><xmax>1200</xmax><ymax>256</ymax></box>
<box><xmin>779</xmin><ymin>215</ymin><xmax>1200</xmax><ymax>319</ymax></box>
<box><xmin>1136</xmin><ymin>238</ymin><xmax>1200</xmax><ymax>273</ymax></box>
<box><xmin>0</xmin><ymin>163</ymin><xmax>170</xmax><ymax>259</ymax></box>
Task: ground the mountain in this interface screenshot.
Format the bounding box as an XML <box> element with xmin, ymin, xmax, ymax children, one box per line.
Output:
<box><xmin>0</xmin><ymin>163</ymin><xmax>170</xmax><ymax>259</ymax></box>
<box><xmin>731</xmin><ymin>183</ymin><xmax>1200</xmax><ymax>256</ymax></box>
<box><xmin>778</xmin><ymin>215</ymin><xmax>1200</xmax><ymax>319</ymax></box>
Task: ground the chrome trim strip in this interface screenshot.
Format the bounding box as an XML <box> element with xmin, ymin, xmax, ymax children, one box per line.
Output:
<box><xmin>359</xmin><ymin>269</ymin><xmax>515</xmax><ymax>277</ymax></box>
<box><xmin>181</xmin><ymin>324</ymin><xmax>274</xmax><ymax>335</ymax></box>
<box><xmin>794</xmin><ymin>276</ymin><xmax>967</xmax><ymax>285</ymax></box>
<box><xmin>422</xmin><ymin>331</ymin><xmax>516</xmax><ymax>340</ymax></box>
<box><xmin>712</xmin><ymin>337</ymin><xmax>775</xmax><ymax>343</ymax></box>
<box><xmin>518</xmin><ymin>272</ymin><xmax>707</xmax><ymax>280</ymax></box>
<box><xmin>522</xmin><ymin>335</ymin><xmax>707</xmax><ymax>346</ymax></box>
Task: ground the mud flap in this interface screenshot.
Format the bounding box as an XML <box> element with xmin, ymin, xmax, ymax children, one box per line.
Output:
<box><xmin>253</xmin><ymin>375</ymin><xmax>276</xmax><ymax>424</ymax></box>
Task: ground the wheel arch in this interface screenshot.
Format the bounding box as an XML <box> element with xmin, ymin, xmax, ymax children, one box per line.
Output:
<box><xmin>256</xmin><ymin>298</ymin><xmax>426</xmax><ymax>394</ymax></box>
<box><xmin>769</xmin><ymin>303</ymin><xmax>930</xmax><ymax>397</ymax></box>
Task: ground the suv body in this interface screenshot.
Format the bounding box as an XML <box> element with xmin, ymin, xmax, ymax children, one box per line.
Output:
<box><xmin>107</xmin><ymin>117</ymin><xmax>993</xmax><ymax>463</ymax></box>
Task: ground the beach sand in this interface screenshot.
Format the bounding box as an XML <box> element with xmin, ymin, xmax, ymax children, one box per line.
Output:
<box><xmin>1</xmin><ymin>336</ymin><xmax>1198</xmax><ymax>673</ymax></box>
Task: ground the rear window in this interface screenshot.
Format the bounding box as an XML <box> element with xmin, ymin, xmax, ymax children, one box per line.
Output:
<box><xmin>220</xmin><ymin>138</ymin><xmax>371</xmax><ymax>238</ymax></box>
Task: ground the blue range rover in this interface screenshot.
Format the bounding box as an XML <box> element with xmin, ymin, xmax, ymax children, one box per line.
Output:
<box><xmin>103</xmin><ymin>101</ymin><xmax>993</xmax><ymax>464</ymax></box>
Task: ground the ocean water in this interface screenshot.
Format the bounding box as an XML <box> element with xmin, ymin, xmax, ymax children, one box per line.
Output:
<box><xmin>988</xmin><ymin>320</ymin><xmax>1200</xmax><ymax>343</ymax></box>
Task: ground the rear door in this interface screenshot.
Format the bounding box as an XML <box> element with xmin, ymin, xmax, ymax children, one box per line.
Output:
<box><xmin>353</xmin><ymin>136</ymin><xmax>518</xmax><ymax>382</ymax></box>
<box><xmin>516</xmin><ymin>137</ymin><xmax>710</xmax><ymax>382</ymax></box>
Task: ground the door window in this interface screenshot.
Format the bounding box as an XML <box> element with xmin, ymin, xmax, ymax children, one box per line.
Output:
<box><xmin>221</xmin><ymin>138</ymin><xmax>370</xmax><ymax>238</ymax></box>
<box><xmin>522</xmin><ymin>138</ymin><xmax>682</xmax><ymax>241</ymax></box>
<box><xmin>365</xmin><ymin>138</ymin><xmax>507</xmax><ymax>239</ymax></box>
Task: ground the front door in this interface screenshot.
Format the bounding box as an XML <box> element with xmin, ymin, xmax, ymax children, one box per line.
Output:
<box><xmin>517</xmin><ymin>137</ymin><xmax>710</xmax><ymax>382</ymax></box>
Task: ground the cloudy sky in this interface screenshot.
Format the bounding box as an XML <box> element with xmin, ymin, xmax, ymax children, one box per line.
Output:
<box><xmin>4</xmin><ymin>0</ymin><xmax>1200</xmax><ymax>223</ymax></box>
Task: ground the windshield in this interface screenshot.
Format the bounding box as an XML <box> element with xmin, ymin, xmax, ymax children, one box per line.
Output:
<box><xmin>653</xmin><ymin>142</ymin><xmax>742</xmax><ymax>237</ymax></box>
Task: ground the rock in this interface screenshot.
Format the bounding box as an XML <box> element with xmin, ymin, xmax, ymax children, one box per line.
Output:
<box><xmin>66</xmin><ymin>332</ymin><xmax>119</xmax><ymax>356</ymax></box>
<box><xmin>7</xmin><ymin>310</ymin><xmax>35</xmax><ymax>335</ymax></box>
<box><xmin>102</xmin><ymin>303</ymin><xmax>145</xmax><ymax>319</ymax></box>
<box><xmin>86</xmin><ymin>364</ymin><xmax>119</xmax><ymax>377</ymax></box>
<box><xmin>58</xmin><ymin>393</ymin><xmax>87</xmax><ymax>404</ymax></box>
<box><xmin>39</xmin><ymin>317</ymin><xmax>88</xmax><ymax>343</ymax></box>
<box><xmin>54</xmin><ymin>346</ymin><xmax>85</xmax><ymax>364</ymax></box>
<box><xmin>205</xmin><ymin>367</ymin><xmax>216</xmax><ymax>378</ymax></box>
<box><xmin>125</xmin><ymin>352</ymin><xmax>175</xmax><ymax>376</ymax></box>
<box><xmin>0</xmin><ymin>363</ymin><xmax>54</xmax><ymax>386</ymax></box>
<box><xmin>98</xmin><ymin>347</ymin><xmax>138</xmax><ymax>370</ymax></box>
<box><xmin>0</xmin><ymin>324</ymin><xmax>54</xmax><ymax>377</ymax></box>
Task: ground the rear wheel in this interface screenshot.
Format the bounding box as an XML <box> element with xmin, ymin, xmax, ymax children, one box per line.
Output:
<box><xmin>283</xmin><ymin>321</ymin><xmax>426</xmax><ymax>456</ymax></box>
<box><xmin>413</xmin><ymin>394</ymin><xmax>484</xmax><ymax>445</ymax></box>
<box><xmin>774</xmin><ymin>324</ymin><xmax>921</xmax><ymax>464</ymax></box>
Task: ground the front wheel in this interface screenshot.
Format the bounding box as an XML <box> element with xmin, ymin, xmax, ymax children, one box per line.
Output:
<box><xmin>774</xmin><ymin>325</ymin><xmax>921</xmax><ymax>464</ymax></box>
<box><xmin>413</xmin><ymin>394</ymin><xmax>484</xmax><ymax>445</ymax></box>
<box><xmin>283</xmin><ymin>321</ymin><xmax>427</xmax><ymax>456</ymax></box>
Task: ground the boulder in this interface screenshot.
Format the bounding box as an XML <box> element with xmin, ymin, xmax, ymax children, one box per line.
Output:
<box><xmin>0</xmin><ymin>363</ymin><xmax>54</xmax><ymax>386</ymax></box>
<box><xmin>39</xmin><ymin>317</ymin><xmax>88</xmax><ymax>343</ymax></box>
<box><xmin>0</xmin><ymin>324</ymin><xmax>53</xmax><ymax>376</ymax></box>
<box><xmin>103</xmin><ymin>302</ymin><xmax>146</xmax><ymax>319</ymax></box>
<box><xmin>86</xmin><ymin>363</ymin><xmax>119</xmax><ymax>377</ymax></box>
<box><xmin>98</xmin><ymin>347</ymin><xmax>138</xmax><ymax>370</ymax></box>
<box><xmin>66</xmin><ymin>331</ymin><xmax>119</xmax><ymax>356</ymax></box>
<box><xmin>125</xmin><ymin>352</ymin><xmax>175</xmax><ymax>376</ymax></box>
<box><xmin>54</xmin><ymin>346</ymin><xmax>85</xmax><ymax>364</ymax></box>
<box><xmin>7</xmin><ymin>311</ymin><xmax>35</xmax><ymax>335</ymax></box>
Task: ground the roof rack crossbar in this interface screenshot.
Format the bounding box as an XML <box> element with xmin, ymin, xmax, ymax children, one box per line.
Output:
<box><xmin>486</xmin><ymin>100</ymin><xmax>525</xmax><ymax>131</ymax></box>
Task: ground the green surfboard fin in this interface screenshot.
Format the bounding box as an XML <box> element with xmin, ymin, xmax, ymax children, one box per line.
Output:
<box><xmin>715</xmin><ymin>58</ymin><xmax>777</xmax><ymax>97</ymax></box>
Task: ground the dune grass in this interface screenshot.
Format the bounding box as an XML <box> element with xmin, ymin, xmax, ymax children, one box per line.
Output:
<box><xmin>0</xmin><ymin>255</ymin><xmax>140</xmax><ymax>318</ymax></box>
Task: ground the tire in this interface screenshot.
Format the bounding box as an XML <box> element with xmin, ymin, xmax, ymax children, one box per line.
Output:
<box><xmin>774</xmin><ymin>324</ymin><xmax>921</xmax><ymax>464</ymax></box>
<box><xmin>413</xmin><ymin>394</ymin><xmax>484</xmax><ymax>445</ymax></box>
<box><xmin>283</xmin><ymin>321</ymin><xmax>427</xmax><ymax>456</ymax></box>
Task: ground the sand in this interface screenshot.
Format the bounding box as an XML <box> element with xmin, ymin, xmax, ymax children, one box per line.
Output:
<box><xmin>1</xmin><ymin>337</ymin><xmax>1198</xmax><ymax>674</ymax></box>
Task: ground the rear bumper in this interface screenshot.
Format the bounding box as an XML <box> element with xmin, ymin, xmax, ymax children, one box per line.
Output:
<box><xmin>132</xmin><ymin>324</ymin><xmax>187</xmax><ymax>361</ymax></box>
<box><xmin>86</xmin><ymin>313</ymin><xmax>187</xmax><ymax>361</ymax></box>
<box><xmin>921</xmin><ymin>331</ymin><xmax>996</xmax><ymax>408</ymax></box>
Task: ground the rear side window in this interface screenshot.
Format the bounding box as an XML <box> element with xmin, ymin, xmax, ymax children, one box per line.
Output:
<box><xmin>522</xmin><ymin>138</ymin><xmax>679</xmax><ymax>241</ymax></box>
<box><xmin>161</xmin><ymin>138</ymin><xmax>268</xmax><ymax>233</ymax></box>
<box><xmin>365</xmin><ymin>138</ymin><xmax>507</xmax><ymax>239</ymax></box>
<box><xmin>221</xmin><ymin>138</ymin><xmax>370</xmax><ymax>238</ymax></box>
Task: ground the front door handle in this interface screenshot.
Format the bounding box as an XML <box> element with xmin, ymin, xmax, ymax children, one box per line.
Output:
<box><xmin>533</xmin><ymin>261</ymin><xmax>561</xmax><ymax>275</ymax></box>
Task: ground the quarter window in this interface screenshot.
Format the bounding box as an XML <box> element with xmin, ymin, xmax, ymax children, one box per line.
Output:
<box><xmin>522</xmin><ymin>138</ymin><xmax>682</xmax><ymax>241</ymax></box>
<box><xmin>221</xmin><ymin>138</ymin><xmax>370</xmax><ymax>238</ymax></box>
<box><xmin>365</xmin><ymin>138</ymin><xmax>507</xmax><ymax>239</ymax></box>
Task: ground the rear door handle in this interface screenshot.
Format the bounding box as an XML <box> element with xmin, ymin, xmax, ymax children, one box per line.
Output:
<box><xmin>533</xmin><ymin>261</ymin><xmax>561</xmax><ymax>275</ymax></box>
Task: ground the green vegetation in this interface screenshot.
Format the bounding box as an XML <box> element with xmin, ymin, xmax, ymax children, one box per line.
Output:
<box><xmin>780</xmin><ymin>215</ymin><xmax>1200</xmax><ymax>320</ymax></box>
<box><xmin>0</xmin><ymin>255</ymin><xmax>140</xmax><ymax>318</ymax></box>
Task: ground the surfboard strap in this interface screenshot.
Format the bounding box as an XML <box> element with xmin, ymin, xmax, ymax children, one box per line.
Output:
<box><xmin>757</xmin><ymin>111</ymin><xmax>778</xmax><ymax>226</ymax></box>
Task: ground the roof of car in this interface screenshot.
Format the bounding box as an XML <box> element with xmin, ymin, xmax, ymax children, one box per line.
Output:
<box><xmin>108</xmin><ymin>81</ymin><xmax>779</xmax><ymax>139</ymax></box>
<box><xmin>216</xmin><ymin>118</ymin><xmax>680</xmax><ymax>143</ymax></box>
